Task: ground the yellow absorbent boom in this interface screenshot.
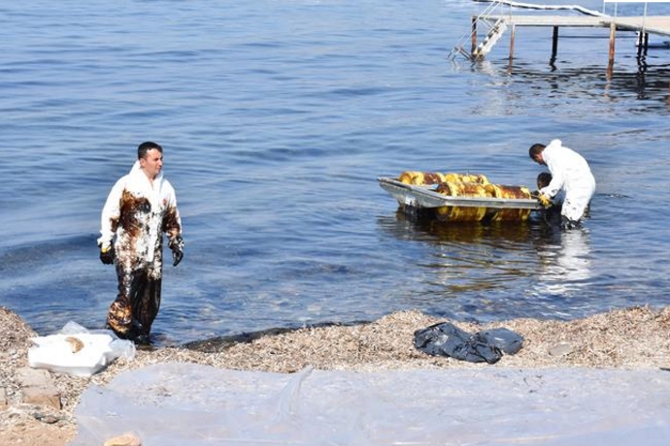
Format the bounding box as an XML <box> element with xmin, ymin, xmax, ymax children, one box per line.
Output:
<box><xmin>397</xmin><ymin>171</ymin><xmax>533</xmax><ymax>222</ymax></box>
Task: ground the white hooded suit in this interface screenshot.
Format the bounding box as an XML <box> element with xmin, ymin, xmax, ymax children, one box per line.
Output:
<box><xmin>539</xmin><ymin>139</ymin><xmax>596</xmax><ymax>223</ymax></box>
<box><xmin>98</xmin><ymin>160</ymin><xmax>182</xmax><ymax>339</ymax></box>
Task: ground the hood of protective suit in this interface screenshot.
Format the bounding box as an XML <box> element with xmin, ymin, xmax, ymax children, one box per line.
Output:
<box><xmin>98</xmin><ymin>160</ymin><xmax>181</xmax><ymax>268</ymax></box>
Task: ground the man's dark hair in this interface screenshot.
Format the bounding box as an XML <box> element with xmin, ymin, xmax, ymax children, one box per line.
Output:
<box><xmin>529</xmin><ymin>143</ymin><xmax>545</xmax><ymax>159</ymax></box>
<box><xmin>537</xmin><ymin>172</ymin><xmax>552</xmax><ymax>189</ymax></box>
<box><xmin>138</xmin><ymin>141</ymin><xmax>163</xmax><ymax>159</ymax></box>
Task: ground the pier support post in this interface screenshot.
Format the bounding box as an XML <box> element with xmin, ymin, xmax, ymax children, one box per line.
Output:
<box><xmin>509</xmin><ymin>24</ymin><xmax>516</xmax><ymax>66</ymax></box>
<box><xmin>636</xmin><ymin>31</ymin><xmax>649</xmax><ymax>73</ymax></box>
<box><xmin>644</xmin><ymin>32</ymin><xmax>649</xmax><ymax>51</ymax></box>
<box><xmin>551</xmin><ymin>26</ymin><xmax>559</xmax><ymax>57</ymax></box>
<box><xmin>471</xmin><ymin>17</ymin><xmax>478</xmax><ymax>56</ymax></box>
<box><xmin>608</xmin><ymin>22</ymin><xmax>617</xmax><ymax>74</ymax></box>
<box><xmin>636</xmin><ymin>31</ymin><xmax>649</xmax><ymax>56</ymax></box>
<box><xmin>550</xmin><ymin>26</ymin><xmax>559</xmax><ymax>68</ymax></box>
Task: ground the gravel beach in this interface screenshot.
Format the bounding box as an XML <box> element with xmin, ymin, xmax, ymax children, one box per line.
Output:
<box><xmin>2</xmin><ymin>305</ymin><xmax>669</xmax><ymax>445</ymax></box>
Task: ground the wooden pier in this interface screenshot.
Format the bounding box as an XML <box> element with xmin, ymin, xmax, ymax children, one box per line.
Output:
<box><xmin>469</xmin><ymin>14</ymin><xmax>670</xmax><ymax>69</ymax></box>
<box><xmin>484</xmin><ymin>15</ymin><xmax>670</xmax><ymax>36</ymax></box>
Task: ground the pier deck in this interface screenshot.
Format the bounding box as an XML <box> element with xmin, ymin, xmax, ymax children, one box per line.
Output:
<box><xmin>485</xmin><ymin>15</ymin><xmax>670</xmax><ymax>36</ymax></box>
<box><xmin>467</xmin><ymin>14</ymin><xmax>670</xmax><ymax>68</ymax></box>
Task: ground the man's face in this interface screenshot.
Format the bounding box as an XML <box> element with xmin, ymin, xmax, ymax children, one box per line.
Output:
<box><xmin>140</xmin><ymin>148</ymin><xmax>163</xmax><ymax>179</ymax></box>
<box><xmin>532</xmin><ymin>153</ymin><xmax>545</xmax><ymax>166</ymax></box>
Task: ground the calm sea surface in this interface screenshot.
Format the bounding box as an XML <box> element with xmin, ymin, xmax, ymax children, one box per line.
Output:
<box><xmin>1</xmin><ymin>0</ymin><xmax>669</xmax><ymax>345</ymax></box>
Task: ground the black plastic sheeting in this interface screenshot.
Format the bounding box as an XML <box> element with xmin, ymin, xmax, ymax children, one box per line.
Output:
<box><xmin>414</xmin><ymin>322</ymin><xmax>523</xmax><ymax>364</ymax></box>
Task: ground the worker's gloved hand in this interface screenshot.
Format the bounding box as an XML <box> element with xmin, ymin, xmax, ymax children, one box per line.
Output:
<box><xmin>99</xmin><ymin>244</ymin><xmax>115</xmax><ymax>265</ymax></box>
<box><xmin>531</xmin><ymin>191</ymin><xmax>552</xmax><ymax>209</ymax></box>
<box><xmin>169</xmin><ymin>235</ymin><xmax>184</xmax><ymax>267</ymax></box>
<box><xmin>538</xmin><ymin>194</ymin><xmax>552</xmax><ymax>208</ymax></box>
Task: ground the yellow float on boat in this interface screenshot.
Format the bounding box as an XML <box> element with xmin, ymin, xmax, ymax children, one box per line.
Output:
<box><xmin>380</xmin><ymin>171</ymin><xmax>539</xmax><ymax>223</ymax></box>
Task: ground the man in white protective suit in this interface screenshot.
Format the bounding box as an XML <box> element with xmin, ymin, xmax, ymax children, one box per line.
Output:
<box><xmin>529</xmin><ymin>139</ymin><xmax>596</xmax><ymax>229</ymax></box>
<box><xmin>97</xmin><ymin>141</ymin><xmax>184</xmax><ymax>344</ymax></box>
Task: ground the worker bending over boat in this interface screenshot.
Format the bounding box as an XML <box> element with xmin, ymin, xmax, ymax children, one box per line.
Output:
<box><xmin>529</xmin><ymin>139</ymin><xmax>595</xmax><ymax>229</ymax></box>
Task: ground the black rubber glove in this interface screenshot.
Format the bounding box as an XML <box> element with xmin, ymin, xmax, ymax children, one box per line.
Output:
<box><xmin>99</xmin><ymin>244</ymin><xmax>115</xmax><ymax>265</ymax></box>
<box><xmin>169</xmin><ymin>235</ymin><xmax>184</xmax><ymax>267</ymax></box>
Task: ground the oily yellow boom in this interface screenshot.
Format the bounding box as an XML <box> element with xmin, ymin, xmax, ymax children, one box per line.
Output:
<box><xmin>380</xmin><ymin>171</ymin><xmax>540</xmax><ymax>222</ymax></box>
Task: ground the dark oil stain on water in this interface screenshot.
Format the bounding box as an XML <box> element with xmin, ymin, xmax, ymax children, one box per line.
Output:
<box><xmin>0</xmin><ymin>0</ymin><xmax>669</xmax><ymax>346</ymax></box>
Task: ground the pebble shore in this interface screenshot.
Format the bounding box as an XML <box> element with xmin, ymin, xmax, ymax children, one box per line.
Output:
<box><xmin>2</xmin><ymin>304</ymin><xmax>670</xmax><ymax>445</ymax></box>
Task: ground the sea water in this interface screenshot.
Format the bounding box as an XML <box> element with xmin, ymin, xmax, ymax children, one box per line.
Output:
<box><xmin>1</xmin><ymin>0</ymin><xmax>668</xmax><ymax>345</ymax></box>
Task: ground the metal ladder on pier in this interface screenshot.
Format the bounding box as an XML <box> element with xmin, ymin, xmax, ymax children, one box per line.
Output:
<box><xmin>447</xmin><ymin>0</ymin><xmax>509</xmax><ymax>61</ymax></box>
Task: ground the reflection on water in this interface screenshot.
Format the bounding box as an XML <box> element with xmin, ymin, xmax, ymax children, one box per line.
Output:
<box><xmin>534</xmin><ymin>228</ymin><xmax>593</xmax><ymax>297</ymax></box>
<box><xmin>378</xmin><ymin>209</ymin><xmax>595</xmax><ymax>321</ymax></box>
<box><xmin>505</xmin><ymin>63</ymin><xmax>670</xmax><ymax>110</ymax></box>
<box><xmin>386</xmin><ymin>209</ymin><xmax>536</xmax><ymax>245</ymax></box>
<box><xmin>379</xmin><ymin>209</ymin><xmax>541</xmax><ymax>298</ymax></box>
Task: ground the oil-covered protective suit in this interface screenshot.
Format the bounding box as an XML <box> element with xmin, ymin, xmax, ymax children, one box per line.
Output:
<box><xmin>538</xmin><ymin>139</ymin><xmax>596</xmax><ymax>223</ymax></box>
<box><xmin>97</xmin><ymin>160</ymin><xmax>182</xmax><ymax>341</ymax></box>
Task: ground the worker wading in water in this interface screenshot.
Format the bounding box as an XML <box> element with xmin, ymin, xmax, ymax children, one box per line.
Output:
<box><xmin>97</xmin><ymin>141</ymin><xmax>184</xmax><ymax>344</ymax></box>
<box><xmin>529</xmin><ymin>139</ymin><xmax>596</xmax><ymax>229</ymax></box>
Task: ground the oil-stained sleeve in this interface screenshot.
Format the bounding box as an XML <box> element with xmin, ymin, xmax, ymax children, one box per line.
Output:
<box><xmin>162</xmin><ymin>181</ymin><xmax>182</xmax><ymax>240</ymax></box>
<box><xmin>97</xmin><ymin>177</ymin><xmax>126</xmax><ymax>248</ymax></box>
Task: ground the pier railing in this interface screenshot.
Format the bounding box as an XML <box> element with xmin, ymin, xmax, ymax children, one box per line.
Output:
<box><xmin>448</xmin><ymin>0</ymin><xmax>610</xmax><ymax>61</ymax></box>
<box><xmin>448</xmin><ymin>0</ymin><xmax>510</xmax><ymax>61</ymax></box>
